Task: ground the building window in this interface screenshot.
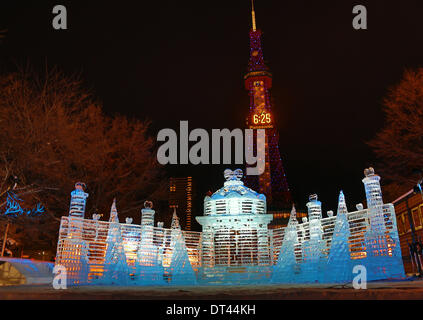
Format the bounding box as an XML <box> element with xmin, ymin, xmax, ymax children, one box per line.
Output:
<box><xmin>397</xmin><ymin>215</ymin><xmax>405</xmax><ymax>235</ymax></box>
<box><xmin>413</xmin><ymin>208</ymin><xmax>422</xmax><ymax>230</ymax></box>
<box><xmin>404</xmin><ymin>213</ymin><xmax>411</xmax><ymax>233</ymax></box>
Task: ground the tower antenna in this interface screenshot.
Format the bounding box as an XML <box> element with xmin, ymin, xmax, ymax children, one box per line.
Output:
<box><xmin>251</xmin><ymin>0</ymin><xmax>257</xmax><ymax>32</ymax></box>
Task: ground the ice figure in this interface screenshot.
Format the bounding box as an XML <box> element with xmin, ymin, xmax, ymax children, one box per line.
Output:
<box><xmin>168</xmin><ymin>230</ymin><xmax>197</xmax><ymax>285</ymax></box>
<box><xmin>55</xmin><ymin>165</ymin><xmax>406</xmax><ymax>287</ymax></box>
<box><xmin>361</xmin><ymin>168</ymin><xmax>405</xmax><ymax>281</ymax></box>
<box><xmin>133</xmin><ymin>256</ymin><xmax>166</xmax><ymax>286</ymax></box>
<box><xmin>363</xmin><ymin>168</ymin><xmax>385</xmax><ymax>232</ymax></box>
<box><xmin>134</xmin><ymin>201</ymin><xmax>166</xmax><ymax>285</ymax></box>
<box><xmin>300</xmin><ymin>194</ymin><xmax>325</xmax><ymax>283</ymax></box>
<box><xmin>97</xmin><ymin>200</ymin><xmax>131</xmax><ymax>285</ymax></box>
<box><xmin>171</xmin><ymin>208</ymin><xmax>181</xmax><ymax>230</ymax></box>
<box><xmin>272</xmin><ymin>204</ymin><xmax>300</xmax><ymax>283</ymax></box>
<box><xmin>141</xmin><ymin>201</ymin><xmax>155</xmax><ymax>227</ymax></box>
<box><xmin>63</xmin><ymin>238</ymin><xmax>89</xmax><ymax>286</ymax></box>
<box><xmin>165</xmin><ymin>209</ymin><xmax>196</xmax><ymax>285</ymax></box>
<box><xmin>138</xmin><ymin>201</ymin><xmax>157</xmax><ymax>266</ymax></box>
<box><xmin>109</xmin><ymin>198</ymin><xmax>119</xmax><ymax>223</ymax></box>
<box><xmin>324</xmin><ymin>191</ymin><xmax>352</xmax><ymax>283</ymax></box>
<box><xmin>69</xmin><ymin>182</ymin><xmax>89</xmax><ymax>218</ymax></box>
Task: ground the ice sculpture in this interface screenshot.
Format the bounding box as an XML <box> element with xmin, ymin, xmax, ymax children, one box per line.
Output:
<box><xmin>300</xmin><ymin>194</ymin><xmax>325</xmax><ymax>283</ymax></box>
<box><xmin>271</xmin><ymin>205</ymin><xmax>300</xmax><ymax>283</ymax></box>
<box><xmin>323</xmin><ymin>191</ymin><xmax>352</xmax><ymax>283</ymax></box>
<box><xmin>109</xmin><ymin>198</ymin><xmax>119</xmax><ymax>223</ymax></box>
<box><xmin>361</xmin><ymin>168</ymin><xmax>405</xmax><ymax>281</ymax></box>
<box><xmin>167</xmin><ymin>229</ymin><xmax>197</xmax><ymax>285</ymax></box>
<box><xmin>196</xmin><ymin>169</ymin><xmax>273</xmax><ymax>284</ymax></box>
<box><xmin>134</xmin><ymin>202</ymin><xmax>167</xmax><ymax>286</ymax></box>
<box><xmin>69</xmin><ymin>182</ymin><xmax>88</xmax><ymax>218</ymax></box>
<box><xmin>97</xmin><ymin>200</ymin><xmax>131</xmax><ymax>285</ymax></box>
<box><xmin>55</xmin><ymin>167</ymin><xmax>405</xmax><ymax>287</ymax></box>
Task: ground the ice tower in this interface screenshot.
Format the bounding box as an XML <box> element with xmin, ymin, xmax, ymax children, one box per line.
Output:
<box><xmin>69</xmin><ymin>182</ymin><xmax>88</xmax><ymax>218</ymax></box>
<box><xmin>301</xmin><ymin>194</ymin><xmax>325</xmax><ymax>282</ymax></box>
<box><xmin>196</xmin><ymin>169</ymin><xmax>273</xmax><ymax>284</ymax></box>
<box><xmin>362</xmin><ymin>167</ymin><xmax>385</xmax><ymax>231</ymax></box>
<box><xmin>323</xmin><ymin>191</ymin><xmax>353</xmax><ymax>283</ymax></box>
<box><xmin>55</xmin><ymin>167</ymin><xmax>405</xmax><ymax>286</ymax></box>
<box><xmin>138</xmin><ymin>201</ymin><xmax>157</xmax><ymax>267</ymax></box>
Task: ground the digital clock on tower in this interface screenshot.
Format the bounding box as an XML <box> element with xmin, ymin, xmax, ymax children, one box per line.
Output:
<box><xmin>252</xmin><ymin>111</ymin><xmax>272</xmax><ymax>125</ymax></box>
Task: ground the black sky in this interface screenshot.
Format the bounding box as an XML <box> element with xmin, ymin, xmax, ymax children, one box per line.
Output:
<box><xmin>1</xmin><ymin>0</ymin><xmax>423</xmax><ymax>227</ymax></box>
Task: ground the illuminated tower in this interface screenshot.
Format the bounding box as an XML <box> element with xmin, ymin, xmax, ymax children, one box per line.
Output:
<box><xmin>244</xmin><ymin>1</ymin><xmax>291</xmax><ymax>209</ymax></box>
<box><xmin>169</xmin><ymin>177</ymin><xmax>194</xmax><ymax>230</ymax></box>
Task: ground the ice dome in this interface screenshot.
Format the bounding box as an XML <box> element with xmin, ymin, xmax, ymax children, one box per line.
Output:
<box><xmin>204</xmin><ymin>169</ymin><xmax>266</xmax><ymax>216</ymax></box>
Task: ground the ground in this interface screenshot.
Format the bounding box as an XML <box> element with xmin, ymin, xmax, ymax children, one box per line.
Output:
<box><xmin>1</xmin><ymin>279</ymin><xmax>423</xmax><ymax>299</ymax></box>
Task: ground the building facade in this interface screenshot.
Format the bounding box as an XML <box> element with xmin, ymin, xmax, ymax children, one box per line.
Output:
<box><xmin>169</xmin><ymin>177</ymin><xmax>195</xmax><ymax>231</ymax></box>
<box><xmin>393</xmin><ymin>191</ymin><xmax>423</xmax><ymax>275</ymax></box>
<box><xmin>268</xmin><ymin>210</ymin><xmax>308</xmax><ymax>230</ymax></box>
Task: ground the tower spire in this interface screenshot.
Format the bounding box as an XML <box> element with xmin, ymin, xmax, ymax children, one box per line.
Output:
<box><xmin>251</xmin><ymin>0</ymin><xmax>257</xmax><ymax>32</ymax></box>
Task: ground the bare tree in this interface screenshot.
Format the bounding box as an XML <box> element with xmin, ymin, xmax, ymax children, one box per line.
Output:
<box><xmin>369</xmin><ymin>68</ymin><xmax>423</xmax><ymax>199</ymax></box>
<box><xmin>0</xmin><ymin>67</ymin><xmax>166</xmax><ymax>252</ymax></box>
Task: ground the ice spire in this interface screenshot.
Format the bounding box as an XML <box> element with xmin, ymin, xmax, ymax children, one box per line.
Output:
<box><xmin>251</xmin><ymin>0</ymin><xmax>257</xmax><ymax>32</ymax></box>
<box><xmin>109</xmin><ymin>198</ymin><xmax>119</xmax><ymax>223</ymax></box>
<box><xmin>288</xmin><ymin>204</ymin><xmax>298</xmax><ymax>227</ymax></box>
<box><xmin>337</xmin><ymin>191</ymin><xmax>348</xmax><ymax>216</ymax></box>
<box><xmin>171</xmin><ymin>208</ymin><xmax>181</xmax><ymax>230</ymax></box>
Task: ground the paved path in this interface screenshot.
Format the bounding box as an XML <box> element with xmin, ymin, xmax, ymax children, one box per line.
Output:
<box><xmin>1</xmin><ymin>279</ymin><xmax>423</xmax><ymax>299</ymax></box>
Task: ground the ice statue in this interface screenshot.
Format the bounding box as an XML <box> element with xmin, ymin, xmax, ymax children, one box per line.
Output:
<box><xmin>69</xmin><ymin>182</ymin><xmax>89</xmax><ymax>218</ymax></box>
<box><xmin>361</xmin><ymin>168</ymin><xmax>405</xmax><ymax>281</ymax></box>
<box><xmin>171</xmin><ymin>208</ymin><xmax>181</xmax><ymax>230</ymax></box>
<box><xmin>168</xmin><ymin>232</ymin><xmax>197</xmax><ymax>286</ymax></box>
<box><xmin>300</xmin><ymin>194</ymin><xmax>325</xmax><ymax>283</ymax></box>
<box><xmin>96</xmin><ymin>199</ymin><xmax>131</xmax><ymax>285</ymax></box>
<box><xmin>134</xmin><ymin>201</ymin><xmax>166</xmax><ymax>285</ymax></box>
<box><xmin>109</xmin><ymin>198</ymin><xmax>119</xmax><ymax>223</ymax></box>
<box><xmin>55</xmin><ymin>165</ymin><xmax>406</xmax><ymax>287</ymax></box>
<box><xmin>323</xmin><ymin>191</ymin><xmax>353</xmax><ymax>283</ymax></box>
<box><xmin>272</xmin><ymin>205</ymin><xmax>300</xmax><ymax>283</ymax></box>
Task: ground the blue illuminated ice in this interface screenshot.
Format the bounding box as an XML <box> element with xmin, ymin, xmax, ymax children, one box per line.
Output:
<box><xmin>55</xmin><ymin>168</ymin><xmax>405</xmax><ymax>286</ymax></box>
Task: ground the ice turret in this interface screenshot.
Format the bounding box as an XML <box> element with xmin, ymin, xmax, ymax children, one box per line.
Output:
<box><xmin>337</xmin><ymin>191</ymin><xmax>348</xmax><ymax>215</ymax></box>
<box><xmin>69</xmin><ymin>182</ymin><xmax>88</xmax><ymax>218</ymax></box>
<box><xmin>362</xmin><ymin>168</ymin><xmax>385</xmax><ymax>231</ymax></box>
<box><xmin>141</xmin><ymin>201</ymin><xmax>155</xmax><ymax>227</ymax></box>
<box><xmin>109</xmin><ymin>198</ymin><xmax>119</xmax><ymax>223</ymax></box>
<box><xmin>362</xmin><ymin>167</ymin><xmax>383</xmax><ymax>209</ymax></box>
<box><xmin>306</xmin><ymin>194</ymin><xmax>322</xmax><ymax>221</ymax></box>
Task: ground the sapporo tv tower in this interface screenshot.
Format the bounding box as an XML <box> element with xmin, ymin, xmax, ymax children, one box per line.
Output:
<box><xmin>244</xmin><ymin>1</ymin><xmax>292</xmax><ymax>209</ymax></box>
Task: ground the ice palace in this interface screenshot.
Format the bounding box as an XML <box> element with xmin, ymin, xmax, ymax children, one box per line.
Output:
<box><xmin>55</xmin><ymin>168</ymin><xmax>405</xmax><ymax>286</ymax></box>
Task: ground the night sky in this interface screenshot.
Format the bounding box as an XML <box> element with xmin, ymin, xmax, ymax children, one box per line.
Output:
<box><xmin>2</xmin><ymin>0</ymin><xmax>423</xmax><ymax>226</ymax></box>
